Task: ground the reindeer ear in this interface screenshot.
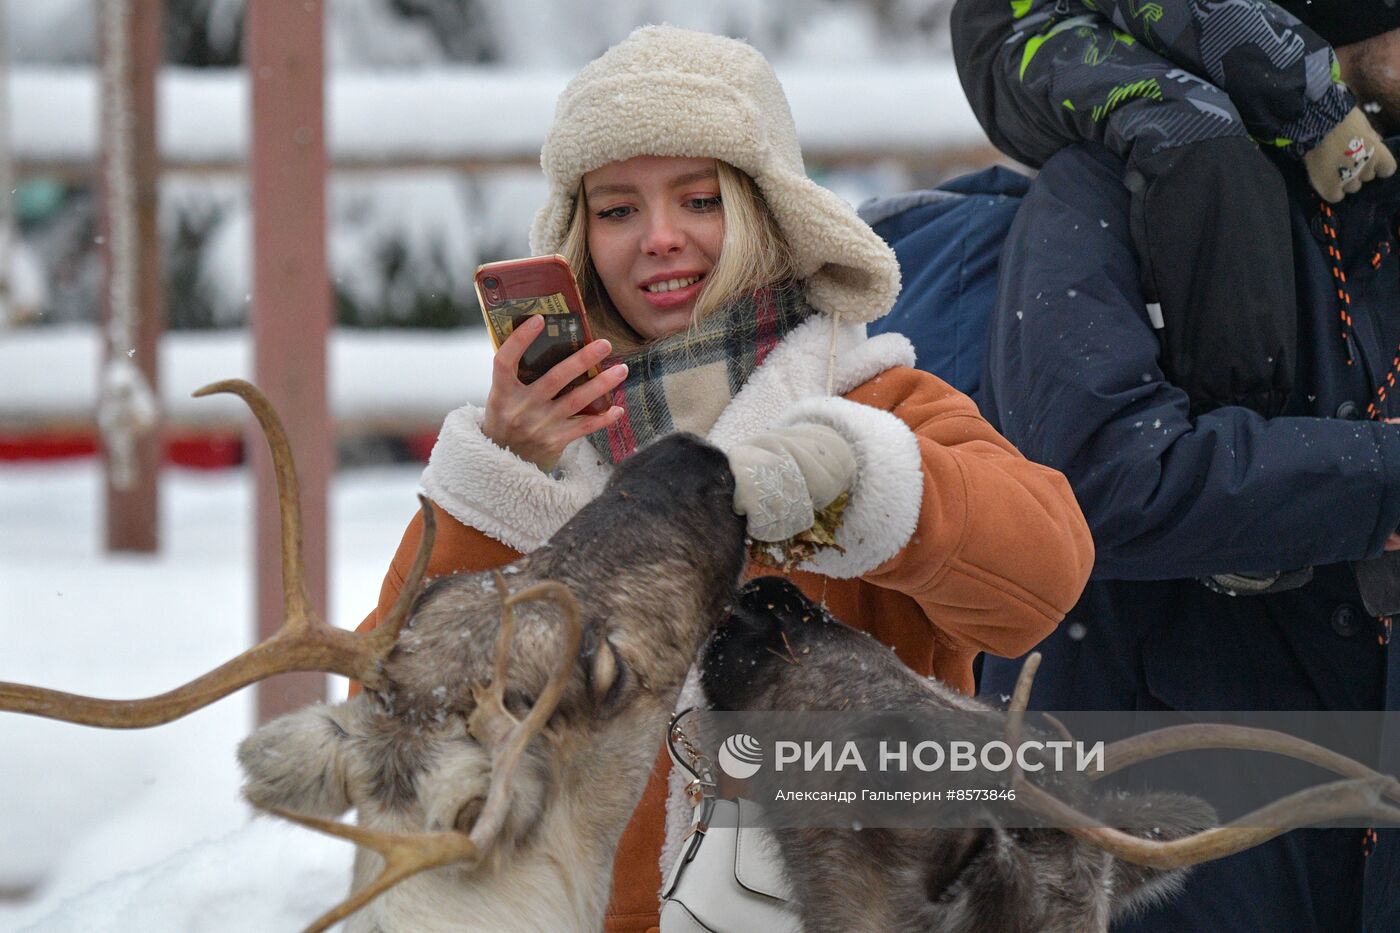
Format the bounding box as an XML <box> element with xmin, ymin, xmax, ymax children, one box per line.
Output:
<box><xmin>422</xmin><ymin>737</ymin><xmax>549</xmax><ymax>851</ymax></box>
<box><xmin>1099</xmin><ymin>791</ymin><xmax>1217</xmax><ymax>920</ymax></box>
<box><xmin>238</xmin><ymin>700</ymin><xmax>362</xmax><ymax>817</ymax></box>
<box><xmin>421</xmin><ymin>740</ymin><xmax>491</xmax><ymax>834</ymax></box>
<box><xmin>586</xmin><ymin>634</ymin><xmax>639</xmax><ymax>719</ymax></box>
<box><xmin>924</xmin><ymin>827</ymin><xmax>1037</xmax><ymax>931</ymax></box>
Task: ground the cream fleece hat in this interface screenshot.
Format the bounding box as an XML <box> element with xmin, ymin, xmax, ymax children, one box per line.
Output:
<box><xmin>530</xmin><ymin>24</ymin><xmax>901</xmax><ymax>325</ymax></box>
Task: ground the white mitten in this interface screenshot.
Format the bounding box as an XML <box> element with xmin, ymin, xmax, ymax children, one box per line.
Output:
<box><xmin>728</xmin><ymin>423</ymin><xmax>857</xmax><ymax>542</ymax></box>
<box><xmin>1304</xmin><ymin>106</ymin><xmax>1397</xmax><ymax>204</ymax></box>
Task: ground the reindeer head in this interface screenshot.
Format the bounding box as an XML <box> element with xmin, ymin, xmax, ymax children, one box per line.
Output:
<box><xmin>234</xmin><ymin>432</ymin><xmax>747</xmax><ymax>930</ymax></box>
<box><xmin>702</xmin><ymin>574</ymin><xmax>968</xmax><ymax>714</ymax></box>
<box><xmin>699</xmin><ymin>577</ymin><xmax>1221</xmax><ymax>933</ymax></box>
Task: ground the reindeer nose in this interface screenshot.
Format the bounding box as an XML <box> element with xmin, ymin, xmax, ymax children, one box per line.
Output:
<box><xmin>736</xmin><ymin>576</ymin><xmax>810</xmax><ymax>617</ymax></box>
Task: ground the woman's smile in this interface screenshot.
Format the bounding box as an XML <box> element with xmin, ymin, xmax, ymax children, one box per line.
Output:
<box><xmin>638</xmin><ymin>270</ymin><xmax>708</xmax><ymax>309</ymax></box>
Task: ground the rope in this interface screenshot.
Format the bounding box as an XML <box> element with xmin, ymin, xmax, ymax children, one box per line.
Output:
<box><xmin>825</xmin><ymin>310</ymin><xmax>840</xmax><ymax>396</ymax></box>
<box><xmin>1316</xmin><ymin>200</ymin><xmax>1355</xmax><ymax>367</ymax></box>
<box><xmin>1314</xmin><ymin>196</ymin><xmax>1400</xmax><ymax>420</ymax></box>
<box><xmin>1315</xmin><ymin>196</ymin><xmax>1394</xmax><ymax>861</ymax></box>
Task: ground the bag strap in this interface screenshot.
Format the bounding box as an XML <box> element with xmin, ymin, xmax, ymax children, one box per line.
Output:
<box><xmin>668</xmin><ymin>708</ymin><xmax>717</xmax><ymax>808</ymax></box>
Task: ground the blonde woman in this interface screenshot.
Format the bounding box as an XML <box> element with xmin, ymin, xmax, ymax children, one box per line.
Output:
<box><xmin>359</xmin><ymin>25</ymin><xmax>1094</xmax><ymax>933</ymax></box>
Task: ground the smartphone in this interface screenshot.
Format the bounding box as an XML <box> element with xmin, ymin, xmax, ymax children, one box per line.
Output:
<box><xmin>474</xmin><ymin>255</ymin><xmax>608</xmax><ymax>415</ymax></box>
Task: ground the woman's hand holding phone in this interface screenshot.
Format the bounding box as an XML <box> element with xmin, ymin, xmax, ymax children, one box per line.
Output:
<box><xmin>481</xmin><ymin>314</ymin><xmax>626</xmax><ymax>472</ymax></box>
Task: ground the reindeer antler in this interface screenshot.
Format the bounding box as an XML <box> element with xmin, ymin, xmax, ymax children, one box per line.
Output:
<box><xmin>469</xmin><ymin>574</ymin><xmax>585</xmax><ymax>844</ymax></box>
<box><xmin>1004</xmin><ymin>654</ymin><xmax>1400</xmax><ymax>869</ymax></box>
<box><xmin>1</xmin><ymin>378</ymin><xmax>592</xmax><ymax>932</ymax></box>
<box><xmin>267</xmin><ymin>811</ymin><xmax>481</xmax><ymax>933</ymax></box>
<box><xmin>1013</xmin><ymin>770</ymin><xmax>1400</xmax><ymax>869</ymax></box>
<box><xmin>270</xmin><ymin>575</ymin><xmax>585</xmax><ymax>933</ymax></box>
<box><xmin>1099</xmin><ymin>724</ymin><xmax>1400</xmax><ymax>806</ymax></box>
<box><xmin>0</xmin><ymin>379</ymin><xmax>436</xmax><ymax>727</ymax></box>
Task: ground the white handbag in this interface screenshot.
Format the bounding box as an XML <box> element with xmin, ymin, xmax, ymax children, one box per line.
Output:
<box><xmin>659</xmin><ymin>711</ymin><xmax>804</xmax><ymax>933</ymax></box>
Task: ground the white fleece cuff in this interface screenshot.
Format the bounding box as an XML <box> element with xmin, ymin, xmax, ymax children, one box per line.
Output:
<box><xmin>775</xmin><ymin>395</ymin><xmax>923</xmax><ymax>578</ymax></box>
<box><xmin>420</xmin><ymin>404</ymin><xmax>612</xmax><ymax>553</ymax></box>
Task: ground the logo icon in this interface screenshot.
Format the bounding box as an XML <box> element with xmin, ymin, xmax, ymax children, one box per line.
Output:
<box><xmin>718</xmin><ymin>733</ymin><xmax>763</xmax><ymax>779</ymax></box>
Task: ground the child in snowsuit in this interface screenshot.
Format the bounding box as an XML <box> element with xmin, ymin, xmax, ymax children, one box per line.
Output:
<box><xmin>952</xmin><ymin>0</ymin><xmax>1396</xmax><ymax>417</ymax></box>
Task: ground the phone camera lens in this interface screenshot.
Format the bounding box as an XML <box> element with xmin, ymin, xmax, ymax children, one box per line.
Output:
<box><xmin>483</xmin><ymin>276</ymin><xmax>500</xmax><ymax>290</ymax></box>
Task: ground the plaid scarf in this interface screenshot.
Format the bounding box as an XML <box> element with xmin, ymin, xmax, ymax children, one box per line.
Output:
<box><xmin>587</xmin><ymin>283</ymin><xmax>814</xmax><ymax>465</ymax></box>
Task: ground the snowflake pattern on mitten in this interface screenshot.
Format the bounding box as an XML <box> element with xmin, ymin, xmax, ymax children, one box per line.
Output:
<box><xmin>738</xmin><ymin>454</ymin><xmax>812</xmax><ymax>542</ymax></box>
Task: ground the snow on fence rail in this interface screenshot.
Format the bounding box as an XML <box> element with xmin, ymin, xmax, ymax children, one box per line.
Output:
<box><xmin>0</xmin><ymin>325</ymin><xmax>492</xmax><ymax>432</ymax></box>
<box><xmin>9</xmin><ymin>64</ymin><xmax>989</xmax><ymax>175</ymax></box>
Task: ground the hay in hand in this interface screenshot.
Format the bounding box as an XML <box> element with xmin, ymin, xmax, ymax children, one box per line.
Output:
<box><xmin>748</xmin><ymin>491</ymin><xmax>849</xmax><ymax>571</ymax></box>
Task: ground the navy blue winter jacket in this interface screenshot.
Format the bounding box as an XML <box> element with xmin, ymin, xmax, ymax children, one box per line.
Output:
<box><xmin>978</xmin><ymin>142</ymin><xmax>1400</xmax><ymax>931</ymax></box>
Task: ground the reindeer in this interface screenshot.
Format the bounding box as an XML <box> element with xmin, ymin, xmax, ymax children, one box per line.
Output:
<box><xmin>0</xmin><ymin>379</ymin><xmax>748</xmax><ymax>933</ymax></box>
<box><xmin>698</xmin><ymin>575</ymin><xmax>1400</xmax><ymax>933</ymax></box>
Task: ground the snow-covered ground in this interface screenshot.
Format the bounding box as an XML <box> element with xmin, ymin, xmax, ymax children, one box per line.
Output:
<box><xmin>0</xmin><ymin>458</ymin><xmax>428</xmax><ymax>930</ymax></box>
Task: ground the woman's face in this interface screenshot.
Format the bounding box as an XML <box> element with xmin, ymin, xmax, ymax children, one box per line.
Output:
<box><xmin>583</xmin><ymin>155</ymin><xmax>726</xmax><ymax>341</ymax></box>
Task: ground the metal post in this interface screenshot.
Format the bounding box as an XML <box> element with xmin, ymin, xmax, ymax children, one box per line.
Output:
<box><xmin>247</xmin><ymin>0</ymin><xmax>331</xmax><ymax>720</ymax></box>
<box><xmin>97</xmin><ymin>0</ymin><xmax>163</xmax><ymax>554</ymax></box>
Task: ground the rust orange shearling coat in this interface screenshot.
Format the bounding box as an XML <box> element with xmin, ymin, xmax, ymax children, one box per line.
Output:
<box><xmin>356</xmin><ymin>328</ymin><xmax>1093</xmax><ymax>933</ymax></box>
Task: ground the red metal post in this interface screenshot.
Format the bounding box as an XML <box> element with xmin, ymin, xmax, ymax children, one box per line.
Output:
<box><xmin>247</xmin><ymin>0</ymin><xmax>330</xmax><ymax>720</ymax></box>
<box><xmin>98</xmin><ymin>0</ymin><xmax>163</xmax><ymax>553</ymax></box>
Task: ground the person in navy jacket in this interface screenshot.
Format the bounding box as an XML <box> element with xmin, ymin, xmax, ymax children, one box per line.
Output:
<box><xmin>966</xmin><ymin>12</ymin><xmax>1400</xmax><ymax>933</ymax></box>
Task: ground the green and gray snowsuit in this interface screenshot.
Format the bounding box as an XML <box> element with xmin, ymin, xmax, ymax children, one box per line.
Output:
<box><xmin>954</xmin><ymin>0</ymin><xmax>1351</xmax><ymax>165</ymax></box>
<box><xmin>951</xmin><ymin>0</ymin><xmax>1354</xmax><ymax>416</ymax></box>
